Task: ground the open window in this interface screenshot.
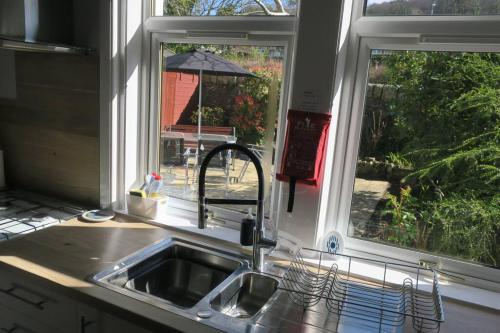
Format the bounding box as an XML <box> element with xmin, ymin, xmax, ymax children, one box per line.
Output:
<box><xmin>143</xmin><ymin>5</ymin><xmax>295</xmax><ymax>228</ymax></box>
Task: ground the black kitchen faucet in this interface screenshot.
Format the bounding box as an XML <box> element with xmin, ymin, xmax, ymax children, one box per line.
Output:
<box><xmin>198</xmin><ymin>143</ymin><xmax>276</xmax><ymax>271</ymax></box>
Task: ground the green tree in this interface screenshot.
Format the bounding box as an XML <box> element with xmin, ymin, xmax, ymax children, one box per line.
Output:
<box><xmin>366</xmin><ymin>51</ymin><xmax>500</xmax><ymax>265</ymax></box>
<box><xmin>163</xmin><ymin>0</ymin><xmax>294</xmax><ymax>16</ymax></box>
<box><xmin>384</xmin><ymin>52</ymin><xmax>500</xmax><ymax>198</ymax></box>
<box><xmin>164</xmin><ymin>0</ymin><xmax>196</xmax><ymax>15</ymax></box>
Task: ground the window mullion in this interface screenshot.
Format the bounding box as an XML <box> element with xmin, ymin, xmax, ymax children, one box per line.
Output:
<box><xmin>353</xmin><ymin>17</ymin><xmax>500</xmax><ymax>38</ymax></box>
<box><xmin>336</xmin><ymin>37</ymin><xmax>372</xmax><ymax>237</ymax></box>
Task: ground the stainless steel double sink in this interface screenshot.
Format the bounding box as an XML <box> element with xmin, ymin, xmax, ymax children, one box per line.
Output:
<box><xmin>91</xmin><ymin>238</ymin><xmax>279</xmax><ymax>330</ymax></box>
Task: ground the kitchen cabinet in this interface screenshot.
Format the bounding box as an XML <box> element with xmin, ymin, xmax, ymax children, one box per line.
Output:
<box><xmin>76</xmin><ymin>303</ymin><xmax>101</xmax><ymax>333</ymax></box>
<box><xmin>0</xmin><ymin>266</ymin><xmax>157</xmax><ymax>333</ymax></box>
<box><xmin>0</xmin><ymin>306</ymin><xmax>59</xmax><ymax>333</ymax></box>
<box><xmin>0</xmin><ymin>267</ymin><xmax>74</xmax><ymax>332</ymax></box>
<box><xmin>99</xmin><ymin>314</ymin><xmax>158</xmax><ymax>333</ymax></box>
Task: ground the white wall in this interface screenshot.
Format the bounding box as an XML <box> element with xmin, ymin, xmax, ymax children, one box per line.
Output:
<box><xmin>276</xmin><ymin>0</ymin><xmax>343</xmax><ymax>248</ymax></box>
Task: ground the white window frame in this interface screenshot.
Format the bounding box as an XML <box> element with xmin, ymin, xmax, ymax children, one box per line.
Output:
<box><xmin>139</xmin><ymin>3</ymin><xmax>297</xmax><ymax>227</ymax></box>
<box><xmin>323</xmin><ymin>0</ymin><xmax>500</xmax><ymax>289</ymax></box>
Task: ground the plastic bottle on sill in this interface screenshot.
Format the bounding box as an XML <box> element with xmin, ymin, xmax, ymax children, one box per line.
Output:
<box><xmin>147</xmin><ymin>175</ymin><xmax>163</xmax><ymax>198</ymax></box>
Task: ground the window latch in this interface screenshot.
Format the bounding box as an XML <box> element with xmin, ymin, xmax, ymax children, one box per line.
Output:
<box><xmin>419</xmin><ymin>259</ymin><xmax>465</xmax><ymax>282</ymax></box>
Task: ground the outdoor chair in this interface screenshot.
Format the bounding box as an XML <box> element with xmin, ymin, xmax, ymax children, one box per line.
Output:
<box><xmin>237</xmin><ymin>144</ymin><xmax>265</xmax><ymax>182</ymax></box>
<box><xmin>161</xmin><ymin>137</ymin><xmax>184</xmax><ymax>166</ymax></box>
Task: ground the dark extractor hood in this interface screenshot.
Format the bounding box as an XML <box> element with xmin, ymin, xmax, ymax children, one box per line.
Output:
<box><xmin>0</xmin><ymin>0</ymin><xmax>94</xmax><ymax>55</ymax></box>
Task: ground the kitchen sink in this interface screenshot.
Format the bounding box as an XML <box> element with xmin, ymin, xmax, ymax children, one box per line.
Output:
<box><xmin>91</xmin><ymin>238</ymin><xmax>286</xmax><ymax>332</ymax></box>
<box><xmin>123</xmin><ymin>244</ymin><xmax>240</xmax><ymax>307</ymax></box>
<box><xmin>93</xmin><ymin>239</ymin><xmax>242</xmax><ymax>308</ymax></box>
<box><xmin>210</xmin><ymin>272</ymin><xmax>279</xmax><ymax>318</ymax></box>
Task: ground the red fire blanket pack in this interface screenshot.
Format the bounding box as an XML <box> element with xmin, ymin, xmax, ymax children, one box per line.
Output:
<box><xmin>277</xmin><ymin>110</ymin><xmax>332</xmax><ymax>212</ymax></box>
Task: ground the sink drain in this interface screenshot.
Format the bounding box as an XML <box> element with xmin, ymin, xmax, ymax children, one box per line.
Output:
<box><xmin>196</xmin><ymin>310</ymin><xmax>213</xmax><ymax>319</ymax></box>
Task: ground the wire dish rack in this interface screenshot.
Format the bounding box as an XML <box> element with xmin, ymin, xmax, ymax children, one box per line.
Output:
<box><xmin>278</xmin><ymin>248</ymin><xmax>444</xmax><ymax>333</ymax></box>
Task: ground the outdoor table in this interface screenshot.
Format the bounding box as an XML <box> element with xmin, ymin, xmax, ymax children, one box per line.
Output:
<box><xmin>161</xmin><ymin>131</ymin><xmax>237</xmax><ymax>188</ymax></box>
<box><xmin>161</xmin><ymin>131</ymin><xmax>236</xmax><ymax>144</ymax></box>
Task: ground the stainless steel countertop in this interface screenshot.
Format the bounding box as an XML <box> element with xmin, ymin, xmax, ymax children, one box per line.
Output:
<box><xmin>0</xmin><ymin>214</ymin><xmax>388</xmax><ymax>332</ymax></box>
<box><xmin>0</xmin><ymin>214</ymin><xmax>497</xmax><ymax>332</ymax></box>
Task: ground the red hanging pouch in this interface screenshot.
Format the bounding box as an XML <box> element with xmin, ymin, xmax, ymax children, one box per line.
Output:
<box><xmin>277</xmin><ymin>110</ymin><xmax>331</xmax><ymax>212</ymax></box>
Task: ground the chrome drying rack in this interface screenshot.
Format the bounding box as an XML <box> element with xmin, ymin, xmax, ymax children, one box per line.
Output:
<box><xmin>276</xmin><ymin>248</ymin><xmax>444</xmax><ymax>333</ymax></box>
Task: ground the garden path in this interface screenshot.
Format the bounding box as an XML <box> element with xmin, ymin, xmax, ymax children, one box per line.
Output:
<box><xmin>349</xmin><ymin>178</ymin><xmax>391</xmax><ymax>234</ymax></box>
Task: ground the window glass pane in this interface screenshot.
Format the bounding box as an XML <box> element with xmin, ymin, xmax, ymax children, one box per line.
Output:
<box><xmin>349</xmin><ymin>50</ymin><xmax>500</xmax><ymax>267</ymax></box>
<box><xmin>155</xmin><ymin>0</ymin><xmax>297</xmax><ymax>16</ymax></box>
<box><xmin>365</xmin><ymin>0</ymin><xmax>500</xmax><ymax>16</ymax></box>
<box><xmin>158</xmin><ymin>43</ymin><xmax>284</xmax><ymax>218</ymax></box>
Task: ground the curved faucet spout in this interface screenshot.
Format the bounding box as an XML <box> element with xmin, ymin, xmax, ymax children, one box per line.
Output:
<box><xmin>198</xmin><ymin>143</ymin><xmax>275</xmax><ymax>271</ymax></box>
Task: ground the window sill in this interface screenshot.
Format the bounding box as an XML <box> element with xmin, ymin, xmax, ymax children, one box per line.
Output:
<box><xmin>119</xmin><ymin>206</ymin><xmax>242</xmax><ymax>244</ymax></box>
<box><xmin>272</xmin><ymin>248</ymin><xmax>500</xmax><ymax>312</ymax></box>
<box><xmin>118</xmin><ymin>208</ymin><xmax>500</xmax><ymax>312</ymax></box>
<box><xmin>151</xmin><ymin>212</ymin><xmax>241</xmax><ymax>244</ymax></box>
<box><xmin>338</xmin><ymin>247</ymin><xmax>500</xmax><ymax>311</ymax></box>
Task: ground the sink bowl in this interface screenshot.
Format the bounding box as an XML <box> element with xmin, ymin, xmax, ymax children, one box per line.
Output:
<box><xmin>92</xmin><ymin>238</ymin><xmax>288</xmax><ymax>332</ymax></box>
<box><xmin>100</xmin><ymin>241</ymin><xmax>242</xmax><ymax>308</ymax></box>
<box><xmin>210</xmin><ymin>272</ymin><xmax>279</xmax><ymax>318</ymax></box>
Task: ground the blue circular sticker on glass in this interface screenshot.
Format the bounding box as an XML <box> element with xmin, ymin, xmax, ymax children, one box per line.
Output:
<box><xmin>324</xmin><ymin>231</ymin><xmax>343</xmax><ymax>254</ymax></box>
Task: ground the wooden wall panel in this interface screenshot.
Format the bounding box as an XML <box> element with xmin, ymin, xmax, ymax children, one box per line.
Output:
<box><xmin>0</xmin><ymin>52</ymin><xmax>99</xmax><ymax>205</ymax></box>
<box><xmin>160</xmin><ymin>72</ymin><xmax>199</xmax><ymax>130</ymax></box>
<box><xmin>0</xmin><ymin>122</ymin><xmax>99</xmax><ymax>204</ymax></box>
<box><xmin>15</xmin><ymin>52</ymin><xmax>99</xmax><ymax>93</ymax></box>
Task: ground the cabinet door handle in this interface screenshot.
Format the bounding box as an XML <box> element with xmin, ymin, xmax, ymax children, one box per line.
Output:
<box><xmin>0</xmin><ymin>284</ymin><xmax>48</xmax><ymax>310</ymax></box>
<box><xmin>1</xmin><ymin>324</ymin><xmax>35</xmax><ymax>333</ymax></box>
<box><xmin>80</xmin><ymin>316</ymin><xmax>93</xmax><ymax>333</ymax></box>
<box><xmin>0</xmin><ymin>325</ymin><xmax>17</xmax><ymax>333</ymax></box>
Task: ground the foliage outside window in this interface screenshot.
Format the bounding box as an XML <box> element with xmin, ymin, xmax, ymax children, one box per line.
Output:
<box><xmin>157</xmin><ymin>0</ymin><xmax>297</xmax><ymax>16</ymax></box>
<box><xmin>349</xmin><ymin>50</ymin><xmax>500</xmax><ymax>267</ymax></box>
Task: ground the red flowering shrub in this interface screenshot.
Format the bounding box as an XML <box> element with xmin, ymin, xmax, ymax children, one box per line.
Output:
<box><xmin>230</xmin><ymin>94</ymin><xmax>265</xmax><ymax>144</ymax></box>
